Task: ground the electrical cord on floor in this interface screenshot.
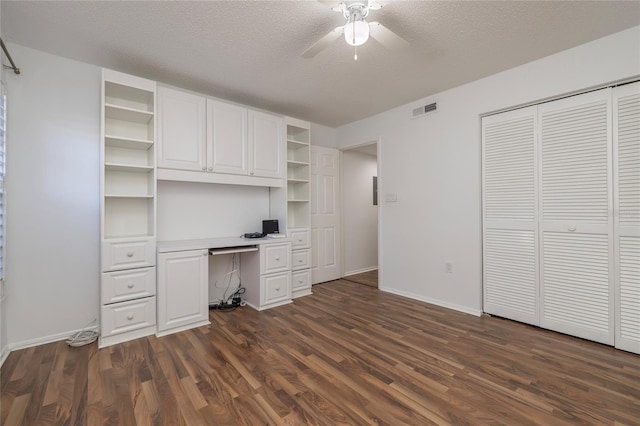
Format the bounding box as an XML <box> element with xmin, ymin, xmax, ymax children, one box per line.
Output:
<box><xmin>66</xmin><ymin>319</ymin><xmax>99</xmax><ymax>347</ymax></box>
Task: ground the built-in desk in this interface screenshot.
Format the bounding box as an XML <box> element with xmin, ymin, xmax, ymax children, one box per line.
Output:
<box><xmin>157</xmin><ymin>236</ymin><xmax>292</xmax><ymax>337</ymax></box>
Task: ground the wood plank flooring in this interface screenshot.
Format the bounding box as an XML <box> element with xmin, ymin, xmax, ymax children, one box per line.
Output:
<box><xmin>342</xmin><ymin>270</ymin><xmax>378</xmax><ymax>288</ymax></box>
<box><xmin>2</xmin><ymin>280</ymin><xmax>640</xmax><ymax>425</ymax></box>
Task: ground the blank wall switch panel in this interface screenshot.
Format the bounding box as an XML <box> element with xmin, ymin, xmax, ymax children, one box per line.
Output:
<box><xmin>385</xmin><ymin>193</ymin><xmax>398</xmax><ymax>202</ymax></box>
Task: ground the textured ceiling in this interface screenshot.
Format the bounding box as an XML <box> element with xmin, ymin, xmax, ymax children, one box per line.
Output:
<box><xmin>2</xmin><ymin>1</ymin><xmax>639</xmax><ymax>127</ymax></box>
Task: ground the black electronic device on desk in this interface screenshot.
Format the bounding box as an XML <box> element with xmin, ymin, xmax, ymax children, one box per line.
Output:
<box><xmin>244</xmin><ymin>232</ymin><xmax>266</xmax><ymax>239</ymax></box>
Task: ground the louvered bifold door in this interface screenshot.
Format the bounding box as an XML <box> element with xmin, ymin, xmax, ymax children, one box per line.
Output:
<box><xmin>613</xmin><ymin>82</ymin><xmax>640</xmax><ymax>354</ymax></box>
<box><xmin>539</xmin><ymin>88</ymin><xmax>614</xmax><ymax>345</ymax></box>
<box><xmin>482</xmin><ymin>106</ymin><xmax>539</xmax><ymax>325</ymax></box>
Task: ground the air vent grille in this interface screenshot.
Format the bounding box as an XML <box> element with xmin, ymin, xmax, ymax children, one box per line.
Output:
<box><xmin>412</xmin><ymin>102</ymin><xmax>437</xmax><ymax>119</ymax></box>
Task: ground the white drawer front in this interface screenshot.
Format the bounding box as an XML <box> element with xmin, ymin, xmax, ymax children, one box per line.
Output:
<box><xmin>101</xmin><ymin>297</ymin><xmax>156</xmax><ymax>337</ymax></box>
<box><xmin>292</xmin><ymin>269</ymin><xmax>311</xmax><ymax>292</ymax></box>
<box><xmin>260</xmin><ymin>242</ymin><xmax>291</xmax><ymax>275</ymax></box>
<box><xmin>102</xmin><ymin>238</ymin><xmax>155</xmax><ymax>272</ymax></box>
<box><xmin>290</xmin><ymin>229</ymin><xmax>310</xmax><ymax>249</ymax></box>
<box><xmin>292</xmin><ymin>249</ymin><xmax>311</xmax><ymax>271</ymax></box>
<box><xmin>102</xmin><ymin>267</ymin><xmax>156</xmax><ymax>304</ymax></box>
<box><xmin>262</xmin><ymin>272</ymin><xmax>291</xmax><ymax>305</ymax></box>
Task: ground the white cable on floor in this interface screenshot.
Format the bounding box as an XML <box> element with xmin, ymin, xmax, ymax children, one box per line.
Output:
<box><xmin>66</xmin><ymin>319</ymin><xmax>99</xmax><ymax>347</ymax></box>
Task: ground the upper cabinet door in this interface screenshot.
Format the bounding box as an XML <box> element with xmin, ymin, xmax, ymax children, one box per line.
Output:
<box><xmin>207</xmin><ymin>99</ymin><xmax>249</xmax><ymax>175</ymax></box>
<box><xmin>157</xmin><ymin>87</ymin><xmax>206</xmax><ymax>171</ymax></box>
<box><xmin>249</xmin><ymin>110</ymin><xmax>283</xmax><ymax>179</ymax></box>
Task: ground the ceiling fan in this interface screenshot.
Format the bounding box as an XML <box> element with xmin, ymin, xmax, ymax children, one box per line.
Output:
<box><xmin>301</xmin><ymin>0</ymin><xmax>409</xmax><ymax>60</ymax></box>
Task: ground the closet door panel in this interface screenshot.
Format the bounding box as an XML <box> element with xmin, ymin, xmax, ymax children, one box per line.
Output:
<box><xmin>614</xmin><ymin>82</ymin><xmax>640</xmax><ymax>354</ymax></box>
<box><xmin>539</xmin><ymin>88</ymin><xmax>614</xmax><ymax>345</ymax></box>
<box><xmin>482</xmin><ymin>106</ymin><xmax>539</xmax><ymax>325</ymax></box>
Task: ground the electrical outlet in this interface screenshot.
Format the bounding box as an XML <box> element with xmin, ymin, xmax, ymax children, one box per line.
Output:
<box><xmin>445</xmin><ymin>262</ymin><xmax>453</xmax><ymax>273</ymax></box>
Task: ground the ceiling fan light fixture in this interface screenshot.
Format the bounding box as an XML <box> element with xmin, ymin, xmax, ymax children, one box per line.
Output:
<box><xmin>344</xmin><ymin>12</ymin><xmax>370</xmax><ymax>46</ymax></box>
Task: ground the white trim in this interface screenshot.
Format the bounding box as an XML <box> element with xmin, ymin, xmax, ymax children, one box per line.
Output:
<box><xmin>343</xmin><ymin>266</ymin><xmax>378</xmax><ymax>277</ymax></box>
<box><xmin>9</xmin><ymin>325</ymin><xmax>100</xmax><ymax>352</ymax></box>
<box><xmin>155</xmin><ymin>320</ymin><xmax>210</xmax><ymax>338</ymax></box>
<box><xmin>157</xmin><ymin>168</ymin><xmax>283</xmax><ymax>188</ymax></box>
<box><xmin>380</xmin><ymin>286</ymin><xmax>482</xmax><ymax>317</ymax></box>
<box><xmin>0</xmin><ymin>344</ymin><xmax>9</xmax><ymax>367</ymax></box>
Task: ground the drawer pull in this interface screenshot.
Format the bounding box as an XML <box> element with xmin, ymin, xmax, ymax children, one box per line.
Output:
<box><xmin>127</xmin><ymin>283</ymin><xmax>135</xmax><ymax>289</ymax></box>
<box><xmin>202</xmin><ymin>166</ymin><xmax>206</xmax><ymax>171</ymax></box>
<box><xmin>298</xmin><ymin>238</ymin><xmax>303</xmax><ymax>242</ymax></box>
<box><xmin>568</xmin><ymin>226</ymin><xmax>577</xmax><ymax>232</ymax></box>
<box><xmin>275</xmin><ymin>286</ymin><xmax>280</xmax><ymax>291</ymax></box>
<box><xmin>126</xmin><ymin>252</ymin><xmax>134</xmax><ymax>258</ymax></box>
<box><xmin>127</xmin><ymin>314</ymin><xmax>134</xmax><ymax>320</ymax></box>
<box><xmin>298</xmin><ymin>259</ymin><xmax>303</xmax><ymax>263</ymax></box>
<box><xmin>208</xmin><ymin>167</ymin><xmax>213</xmax><ymax>171</ymax></box>
<box><xmin>275</xmin><ymin>256</ymin><xmax>280</xmax><ymax>261</ymax></box>
<box><xmin>298</xmin><ymin>279</ymin><xmax>303</xmax><ymax>284</ymax></box>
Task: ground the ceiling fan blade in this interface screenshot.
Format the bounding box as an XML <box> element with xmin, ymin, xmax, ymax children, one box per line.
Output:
<box><xmin>369</xmin><ymin>22</ymin><xmax>409</xmax><ymax>50</ymax></box>
<box><xmin>301</xmin><ymin>28</ymin><xmax>343</xmax><ymax>58</ymax></box>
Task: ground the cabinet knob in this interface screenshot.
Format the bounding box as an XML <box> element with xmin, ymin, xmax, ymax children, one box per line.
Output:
<box><xmin>568</xmin><ymin>226</ymin><xmax>577</xmax><ymax>232</ymax></box>
<box><xmin>208</xmin><ymin>167</ymin><xmax>213</xmax><ymax>171</ymax></box>
<box><xmin>275</xmin><ymin>256</ymin><xmax>280</xmax><ymax>261</ymax></box>
<box><xmin>202</xmin><ymin>166</ymin><xmax>206</xmax><ymax>171</ymax></box>
<box><xmin>298</xmin><ymin>259</ymin><xmax>303</xmax><ymax>263</ymax></box>
<box><xmin>275</xmin><ymin>287</ymin><xmax>280</xmax><ymax>291</ymax></box>
<box><xmin>127</xmin><ymin>314</ymin><xmax>134</xmax><ymax>320</ymax></box>
<box><xmin>298</xmin><ymin>238</ymin><xmax>303</xmax><ymax>242</ymax></box>
<box><xmin>298</xmin><ymin>279</ymin><xmax>303</xmax><ymax>284</ymax></box>
<box><xmin>127</xmin><ymin>283</ymin><xmax>134</xmax><ymax>289</ymax></box>
<box><xmin>250</xmin><ymin>171</ymin><xmax>254</xmax><ymax>176</ymax></box>
<box><xmin>126</xmin><ymin>252</ymin><xmax>134</xmax><ymax>258</ymax></box>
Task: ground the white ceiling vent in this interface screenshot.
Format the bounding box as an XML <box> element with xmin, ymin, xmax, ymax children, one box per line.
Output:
<box><xmin>411</xmin><ymin>102</ymin><xmax>437</xmax><ymax>119</ymax></box>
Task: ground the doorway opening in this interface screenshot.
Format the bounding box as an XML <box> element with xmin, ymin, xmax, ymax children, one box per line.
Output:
<box><xmin>341</xmin><ymin>141</ymin><xmax>379</xmax><ymax>288</ymax></box>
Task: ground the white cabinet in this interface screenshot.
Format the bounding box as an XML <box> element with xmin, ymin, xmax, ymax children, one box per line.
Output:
<box><xmin>157</xmin><ymin>87</ymin><xmax>207</xmax><ymax>171</ymax></box>
<box><xmin>156</xmin><ymin>87</ymin><xmax>284</xmax><ymax>186</ymax></box>
<box><xmin>208</xmin><ymin>99</ymin><xmax>248</xmax><ymax>175</ymax></box>
<box><xmin>100</xmin><ymin>69</ymin><xmax>157</xmax><ymax>348</ymax></box>
<box><xmin>157</xmin><ymin>249</ymin><xmax>210</xmax><ymax>335</ymax></box>
<box><xmin>241</xmin><ymin>241</ymin><xmax>293</xmax><ymax>310</ymax></box>
<box><xmin>249</xmin><ymin>110</ymin><xmax>284</xmax><ymax>179</ymax></box>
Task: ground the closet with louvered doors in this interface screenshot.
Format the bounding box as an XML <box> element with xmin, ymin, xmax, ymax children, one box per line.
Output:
<box><xmin>482</xmin><ymin>83</ymin><xmax>640</xmax><ymax>354</ymax></box>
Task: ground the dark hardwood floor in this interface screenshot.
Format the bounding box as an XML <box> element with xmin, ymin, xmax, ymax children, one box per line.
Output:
<box><xmin>2</xmin><ymin>280</ymin><xmax>639</xmax><ymax>425</ymax></box>
<box><xmin>342</xmin><ymin>269</ymin><xmax>378</xmax><ymax>288</ymax></box>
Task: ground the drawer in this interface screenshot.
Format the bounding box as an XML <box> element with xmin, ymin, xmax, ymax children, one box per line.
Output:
<box><xmin>102</xmin><ymin>267</ymin><xmax>156</xmax><ymax>304</ymax></box>
<box><xmin>290</xmin><ymin>229</ymin><xmax>310</xmax><ymax>249</ymax></box>
<box><xmin>292</xmin><ymin>248</ymin><xmax>311</xmax><ymax>271</ymax></box>
<box><xmin>292</xmin><ymin>269</ymin><xmax>311</xmax><ymax>292</ymax></box>
<box><xmin>260</xmin><ymin>242</ymin><xmax>291</xmax><ymax>275</ymax></box>
<box><xmin>102</xmin><ymin>238</ymin><xmax>155</xmax><ymax>272</ymax></box>
<box><xmin>261</xmin><ymin>271</ymin><xmax>291</xmax><ymax>305</ymax></box>
<box><xmin>101</xmin><ymin>296</ymin><xmax>156</xmax><ymax>337</ymax></box>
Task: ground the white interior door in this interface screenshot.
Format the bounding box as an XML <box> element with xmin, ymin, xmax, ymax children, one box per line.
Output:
<box><xmin>538</xmin><ymin>88</ymin><xmax>614</xmax><ymax>345</ymax></box>
<box><xmin>310</xmin><ymin>146</ymin><xmax>341</xmax><ymax>284</ymax></box>
<box><xmin>482</xmin><ymin>106</ymin><xmax>539</xmax><ymax>326</ymax></box>
<box><xmin>613</xmin><ymin>82</ymin><xmax>640</xmax><ymax>354</ymax></box>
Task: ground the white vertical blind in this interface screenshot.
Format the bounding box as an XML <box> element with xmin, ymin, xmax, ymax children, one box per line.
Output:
<box><xmin>482</xmin><ymin>106</ymin><xmax>539</xmax><ymax>325</ymax></box>
<box><xmin>538</xmin><ymin>88</ymin><xmax>614</xmax><ymax>345</ymax></box>
<box><xmin>614</xmin><ymin>82</ymin><xmax>640</xmax><ymax>354</ymax></box>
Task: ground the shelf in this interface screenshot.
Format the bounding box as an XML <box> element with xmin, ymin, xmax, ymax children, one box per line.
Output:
<box><xmin>209</xmin><ymin>246</ymin><xmax>259</xmax><ymax>256</ymax></box>
<box><xmin>287</xmin><ymin>160</ymin><xmax>309</xmax><ymax>168</ymax></box>
<box><xmin>103</xmin><ymin>233</ymin><xmax>154</xmax><ymax>240</ymax></box>
<box><xmin>105</xmin><ymin>135</ymin><xmax>153</xmax><ymax>150</ymax></box>
<box><xmin>287</xmin><ymin>178</ymin><xmax>309</xmax><ymax>184</ymax></box>
<box><xmin>105</xmin><ymin>163</ymin><xmax>154</xmax><ymax>173</ymax></box>
<box><xmin>287</xmin><ymin>139</ymin><xmax>309</xmax><ymax>149</ymax></box>
<box><xmin>105</xmin><ymin>194</ymin><xmax>154</xmax><ymax>199</ymax></box>
<box><xmin>288</xmin><ymin>199</ymin><xmax>309</xmax><ymax>203</ymax></box>
<box><xmin>105</xmin><ymin>103</ymin><xmax>154</xmax><ymax>124</ymax></box>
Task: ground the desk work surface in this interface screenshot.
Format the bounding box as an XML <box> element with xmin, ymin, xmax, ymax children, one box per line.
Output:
<box><xmin>157</xmin><ymin>236</ymin><xmax>291</xmax><ymax>253</ymax></box>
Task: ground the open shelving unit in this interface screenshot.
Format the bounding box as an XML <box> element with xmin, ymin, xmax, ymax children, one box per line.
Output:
<box><xmin>100</xmin><ymin>69</ymin><xmax>157</xmax><ymax>348</ymax></box>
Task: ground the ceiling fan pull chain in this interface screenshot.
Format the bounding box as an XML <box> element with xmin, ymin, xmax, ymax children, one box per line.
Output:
<box><xmin>354</xmin><ymin>45</ymin><xmax>358</xmax><ymax>61</ymax></box>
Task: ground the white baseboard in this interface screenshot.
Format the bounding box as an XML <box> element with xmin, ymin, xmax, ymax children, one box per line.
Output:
<box><xmin>0</xmin><ymin>344</ymin><xmax>10</xmax><ymax>367</ymax></box>
<box><xmin>379</xmin><ymin>286</ymin><xmax>482</xmax><ymax>317</ymax></box>
<box><xmin>8</xmin><ymin>325</ymin><xmax>100</xmax><ymax>352</ymax></box>
<box><xmin>343</xmin><ymin>266</ymin><xmax>378</xmax><ymax>277</ymax></box>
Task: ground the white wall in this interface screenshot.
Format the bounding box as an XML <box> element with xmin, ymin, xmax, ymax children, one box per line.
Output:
<box><xmin>310</xmin><ymin>122</ymin><xmax>337</xmax><ymax>148</ymax></box>
<box><xmin>336</xmin><ymin>26</ymin><xmax>640</xmax><ymax>315</ymax></box>
<box><xmin>342</xmin><ymin>150</ymin><xmax>378</xmax><ymax>275</ymax></box>
<box><xmin>157</xmin><ymin>180</ymin><xmax>270</xmax><ymax>241</ymax></box>
<box><xmin>5</xmin><ymin>43</ymin><xmax>101</xmax><ymax>346</ymax></box>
